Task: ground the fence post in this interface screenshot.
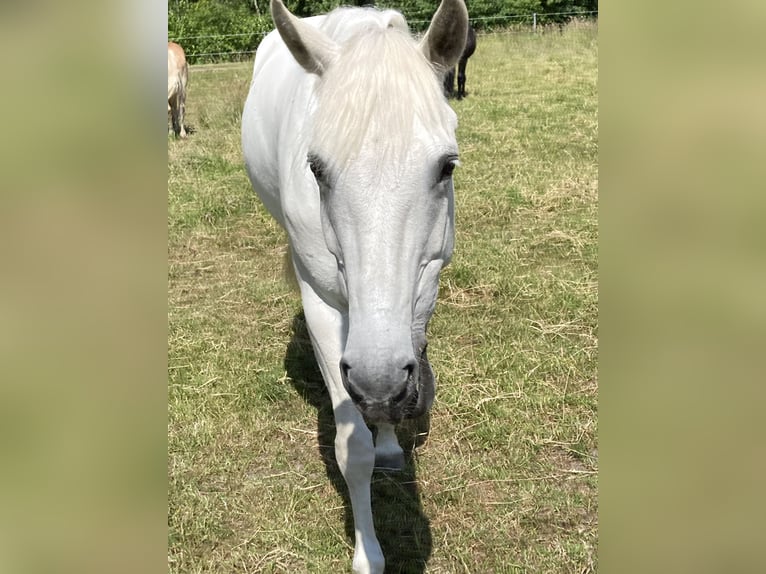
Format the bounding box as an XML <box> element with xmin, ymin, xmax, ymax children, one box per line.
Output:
<box><xmin>533</xmin><ymin>12</ymin><xmax>537</xmax><ymax>32</ymax></box>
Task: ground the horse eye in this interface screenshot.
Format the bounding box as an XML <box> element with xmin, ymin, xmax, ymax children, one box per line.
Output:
<box><xmin>439</xmin><ymin>160</ymin><xmax>457</xmax><ymax>182</ymax></box>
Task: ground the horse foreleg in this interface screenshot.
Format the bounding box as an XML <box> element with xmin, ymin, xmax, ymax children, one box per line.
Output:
<box><xmin>170</xmin><ymin>96</ymin><xmax>180</xmax><ymax>137</ymax></box>
<box><xmin>334</xmin><ymin>403</ymin><xmax>383</xmax><ymax>574</ymax></box>
<box><xmin>374</xmin><ymin>423</ymin><xmax>405</xmax><ymax>471</ymax></box>
<box><xmin>178</xmin><ymin>94</ymin><xmax>187</xmax><ymax>138</ymax></box>
<box><xmin>298</xmin><ymin>280</ymin><xmax>385</xmax><ymax>574</ymax></box>
<box><xmin>457</xmin><ymin>60</ymin><xmax>468</xmax><ymax>99</ymax></box>
<box><xmin>169</xmin><ymin>92</ymin><xmax>187</xmax><ymax>138</ymax></box>
<box><xmin>443</xmin><ymin>67</ymin><xmax>456</xmax><ymax>98</ymax></box>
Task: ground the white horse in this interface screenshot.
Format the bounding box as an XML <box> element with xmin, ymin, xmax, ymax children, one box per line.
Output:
<box><xmin>242</xmin><ymin>1</ymin><xmax>468</xmax><ymax>572</ymax></box>
<box><xmin>168</xmin><ymin>41</ymin><xmax>188</xmax><ymax>138</ymax></box>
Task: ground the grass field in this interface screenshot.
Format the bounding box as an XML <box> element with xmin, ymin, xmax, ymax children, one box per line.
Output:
<box><xmin>168</xmin><ymin>22</ymin><xmax>598</xmax><ymax>574</ymax></box>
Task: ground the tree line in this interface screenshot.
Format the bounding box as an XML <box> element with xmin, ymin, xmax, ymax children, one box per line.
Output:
<box><xmin>169</xmin><ymin>0</ymin><xmax>597</xmax><ymax>64</ymax></box>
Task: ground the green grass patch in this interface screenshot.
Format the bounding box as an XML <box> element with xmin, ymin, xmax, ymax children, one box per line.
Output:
<box><xmin>169</xmin><ymin>23</ymin><xmax>597</xmax><ymax>574</ymax></box>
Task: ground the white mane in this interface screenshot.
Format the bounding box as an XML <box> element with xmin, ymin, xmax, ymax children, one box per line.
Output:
<box><xmin>310</xmin><ymin>8</ymin><xmax>455</xmax><ymax>175</ymax></box>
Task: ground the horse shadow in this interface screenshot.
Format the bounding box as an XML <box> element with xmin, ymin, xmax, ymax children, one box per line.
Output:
<box><xmin>284</xmin><ymin>312</ymin><xmax>433</xmax><ymax>573</ymax></box>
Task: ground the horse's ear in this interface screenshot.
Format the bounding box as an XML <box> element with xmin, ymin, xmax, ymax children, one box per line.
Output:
<box><xmin>271</xmin><ymin>0</ymin><xmax>339</xmax><ymax>76</ymax></box>
<box><xmin>419</xmin><ymin>0</ymin><xmax>469</xmax><ymax>73</ymax></box>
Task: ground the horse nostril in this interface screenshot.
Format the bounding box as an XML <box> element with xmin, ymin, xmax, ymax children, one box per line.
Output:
<box><xmin>392</xmin><ymin>383</ymin><xmax>409</xmax><ymax>406</ymax></box>
<box><xmin>340</xmin><ymin>359</ymin><xmax>351</xmax><ymax>381</ymax></box>
<box><xmin>404</xmin><ymin>360</ymin><xmax>416</xmax><ymax>381</ymax></box>
<box><xmin>339</xmin><ymin>359</ymin><xmax>365</xmax><ymax>405</ymax></box>
<box><xmin>391</xmin><ymin>360</ymin><xmax>416</xmax><ymax>406</ymax></box>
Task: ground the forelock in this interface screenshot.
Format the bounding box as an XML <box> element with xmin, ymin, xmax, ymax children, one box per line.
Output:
<box><xmin>310</xmin><ymin>19</ymin><xmax>453</xmax><ymax>175</ymax></box>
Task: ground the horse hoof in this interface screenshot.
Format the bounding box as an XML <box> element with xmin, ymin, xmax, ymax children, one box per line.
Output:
<box><xmin>374</xmin><ymin>451</ymin><xmax>405</xmax><ymax>471</ymax></box>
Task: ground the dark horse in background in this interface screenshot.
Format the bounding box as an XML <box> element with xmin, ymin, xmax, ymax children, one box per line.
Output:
<box><xmin>443</xmin><ymin>25</ymin><xmax>476</xmax><ymax>99</ymax></box>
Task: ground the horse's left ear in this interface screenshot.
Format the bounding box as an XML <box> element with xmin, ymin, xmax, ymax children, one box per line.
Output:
<box><xmin>271</xmin><ymin>0</ymin><xmax>339</xmax><ymax>76</ymax></box>
<box><xmin>419</xmin><ymin>0</ymin><xmax>469</xmax><ymax>73</ymax></box>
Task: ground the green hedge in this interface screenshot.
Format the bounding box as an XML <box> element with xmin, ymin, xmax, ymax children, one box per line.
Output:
<box><xmin>168</xmin><ymin>0</ymin><xmax>272</xmax><ymax>64</ymax></box>
<box><xmin>169</xmin><ymin>0</ymin><xmax>597</xmax><ymax>63</ymax></box>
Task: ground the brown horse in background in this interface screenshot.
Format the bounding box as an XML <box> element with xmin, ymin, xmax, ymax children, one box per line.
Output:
<box><xmin>168</xmin><ymin>42</ymin><xmax>188</xmax><ymax>138</ymax></box>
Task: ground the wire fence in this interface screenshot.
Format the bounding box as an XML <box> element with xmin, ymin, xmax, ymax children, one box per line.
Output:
<box><xmin>170</xmin><ymin>10</ymin><xmax>598</xmax><ymax>65</ymax></box>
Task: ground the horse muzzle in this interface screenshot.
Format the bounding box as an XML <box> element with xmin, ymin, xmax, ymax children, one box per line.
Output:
<box><xmin>339</xmin><ymin>341</ymin><xmax>435</xmax><ymax>423</ymax></box>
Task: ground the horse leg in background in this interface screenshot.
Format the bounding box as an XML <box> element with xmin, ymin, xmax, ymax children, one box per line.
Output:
<box><xmin>177</xmin><ymin>75</ymin><xmax>188</xmax><ymax>138</ymax></box>
<box><xmin>456</xmin><ymin>26</ymin><xmax>476</xmax><ymax>100</ymax></box>
<box><xmin>443</xmin><ymin>67</ymin><xmax>456</xmax><ymax>98</ymax></box>
<box><xmin>297</xmin><ymin>277</ymin><xmax>385</xmax><ymax>574</ymax></box>
<box><xmin>169</xmin><ymin>96</ymin><xmax>178</xmax><ymax>137</ymax></box>
<box><xmin>169</xmin><ymin>88</ymin><xmax>187</xmax><ymax>138</ymax></box>
<box><xmin>169</xmin><ymin>93</ymin><xmax>183</xmax><ymax>138</ymax></box>
<box><xmin>374</xmin><ymin>423</ymin><xmax>405</xmax><ymax>471</ymax></box>
<box><xmin>457</xmin><ymin>58</ymin><xmax>468</xmax><ymax>100</ymax></box>
<box><xmin>177</xmin><ymin>95</ymin><xmax>187</xmax><ymax>138</ymax></box>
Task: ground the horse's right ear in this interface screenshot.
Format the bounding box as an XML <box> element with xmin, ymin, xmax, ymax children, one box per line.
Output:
<box><xmin>271</xmin><ymin>0</ymin><xmax>339</xmax><ymax>76</ymax></box>
<box><xmin>419</xmin><ymin>0</ymin><xmax>469</xmax><ymax>73</ymax></box>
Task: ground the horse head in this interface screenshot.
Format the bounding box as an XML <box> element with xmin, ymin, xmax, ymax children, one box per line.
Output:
<box><xmin>272</xmin><ymin>0</ymin><xmax>468</xmax><ymax>424</ymax></box>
